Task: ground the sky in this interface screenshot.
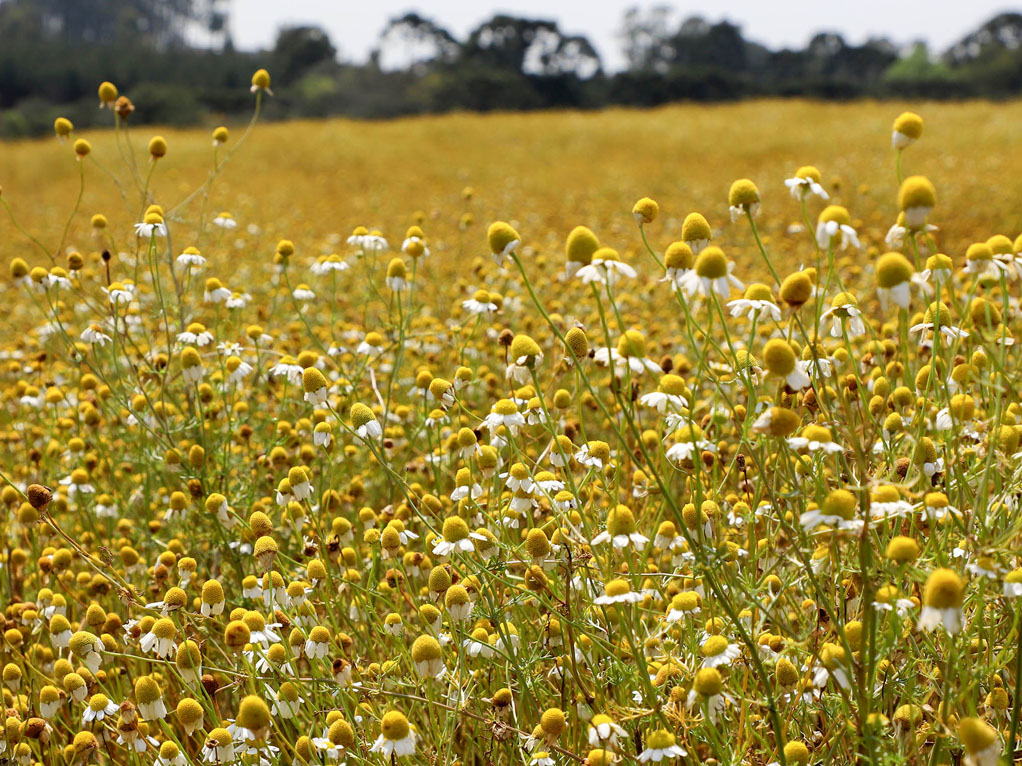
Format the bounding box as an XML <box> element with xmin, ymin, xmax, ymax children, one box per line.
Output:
<box><xmin>228</xmin><ymin>1</ymin><xmax>1020</xmax><ymax>70</ymax></box>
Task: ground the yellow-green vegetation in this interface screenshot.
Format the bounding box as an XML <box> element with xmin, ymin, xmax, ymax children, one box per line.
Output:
<box><xmin>2</xmin><ymin>77</ymin><xmax>1022</xmax><ymax>765</ymax></box>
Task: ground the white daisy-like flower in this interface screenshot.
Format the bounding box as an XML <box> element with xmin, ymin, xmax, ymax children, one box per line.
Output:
<box><xmin>917</xmin><ymin>605</ymin><xmax>963</xmax><ymax>633</ymax></box>
<box><xmin>727</xmin><ymin>297</ymin><xmax>782</xmax><ymax>321</ymax></box>
<box><xmin>213</xmin><ymin>213</ymin><xmax>237</xmax><ymax>229</ymax></box>
<box><xmin>310</xmin><ymin>255</ymin><xmax>349</xmax><ymax>275</ymax></box>
<box><xmin>679</xmin><ymin>260</ymin><xmax>744</xmax><ymax>299</ymax></box>
<box><xmin>638</xmin><ymin>390</ymin><xmax>688</xmax><ymax>415</ymax></box>
<box><xmin>816</xmin><ymin>219</ymin><xmax>860</xmax><ymax>250</ymax></box>
<box><xmin>176</xmin><ymin>328</ymin><xmax>215</xmax><ymax>346</ymax></box>
<box><xmin>269</xmin><ymin>360</ymin><xmax>303</xmax><ymax>384</ymax></box>
<box><xmin>587</xmin><ymin>716</ymin><xmax>627</xmax><ymax>747</ymax></box>
<box><xmin>1002</xmin><ymin>573</ymin><xmax>1022</xmax><ymax>598</ymax></box>
<box><xmin>506</xmin><ymin>353</ymin><xmax>542</xmax><ymax>385</ymax></box>
<box><xmin>483</xmin><ymin>401</ymin><xmax>526</xmax><ymax>436</ymax></box>
<box><xmin>104</xmin><ymin>284</ymin><xmax>135</xmax><ymax>304</ymax></box>
<box><xmin>664</xmin><ymin>437</ymin><xmax>715</xmax><ymax>465</ymax></box>
<box><xmin>638</xmin><ymin>731</ymin><xmax>688</xmax><ymax>762</ymax></box>
<box><xmin>799</xmin><ymin>508</ymin><xmax>863</xmax><ymax>533</ymax></box>
<box><xmin>225</xmin><ymin>291</ymin><xmax>251</xmax><ymax>309</ymax></box>
<box><xmin>876</xmin><ymin>280</ymin><xmax>912</xmax><ymax>312</ymax></box>
<box><xmin>135</xmin><ymin>220</ymin><xmax>168</xmax><ymax>238</ymax></box>
<box><xmin>203</xmin><ymin>284</ymin><xmax>232</xmax><ymax>304</ymax></box>
<box><xmin>576</xmin><ymin>257</ymin><xmax>637</xmax><ymax>286</ymax></box>
<box><xmin>787</xmin><ymin>428</ymin><xmax>843</xmax><ymax>454</ymax></box>
<box><xmin>593</xmin><ymin>347</ymin><xmax>661</xmax><ymax>378</ymax></box>
<box><xmin>462</xmin><ymin>295</ymin><xmax>497</xmax><ymax>314</ymax></box>
<box><xmin>82</xmin><ymin>696</ymin><xmax>119</xmax><ymax>723</ymax></box>
<box><xmin>966</xmin><ymin>556</ymin><xmax>1001</xmax><ymax>579</ymax></box>
<box><xmin>227</xmin><ymin>360</ymin><xmax>254</xmax><ymax>387</ymax></box>
<box><xmin>785</xmin><ymin>174</ymin><xmax>828</xmax><ymax>200</ymax></box>
<box><xmin>594</xmin><ymin>579</ymin><xmax>644</xmax><ymax>605</ymax></box>
<box><xmin>176</xmin><ymin>248</ymin><xmax>206</xmax><ymax>268</ymax></box>
<box><xmin>820</xmin><ymin>300</ymin><xmax>866</xmax><ymax>338</ymax></box>
<box><xmin>202</xmin><ymin>734</ymin><xmax>235</xmax><ymax>764</ymax></box>
<box><xmin>44</xmin><ymin>272</ymin><xmax>73</xmax><ymax>290</ymax></box>
<box><xmin>699</xmin><ymin>636</ymin><xmax>741</xmax><ymax>668</ymax></box>
<box><xmin>729</xmin><ymin>201</ymin><xmax>760</xmax><ymax>222</ymax></box>
<box><xmin>370</xmin><ymin>724</ymin><xmax>417</xmax><ymax>758</ymax></box>
<box><xmin>80</xmin><ymin>324</ymin><xmax>112</xmax><ymax>345</ymax></box>
<box><xmin>138</xmin><ymin>625</ymin><xmax>177</xmax><ymax>659</ymax></box>
<box><xmin>869</xmin><ymin>498</ymin><xmax>913</xmax><ymax>520</ymax></box>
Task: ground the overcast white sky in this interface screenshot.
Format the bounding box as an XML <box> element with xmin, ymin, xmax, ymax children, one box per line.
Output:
<box><xmin>228</xmin><ymin>1</ymin><xmax>1020</xmax><ymax>70</ymax></box>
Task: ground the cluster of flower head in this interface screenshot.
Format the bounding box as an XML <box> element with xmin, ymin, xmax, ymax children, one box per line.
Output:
<box><xmin>1</xmin><ymin>88</ymin><xmax>1022</xmax><ymax>766</ymax></box>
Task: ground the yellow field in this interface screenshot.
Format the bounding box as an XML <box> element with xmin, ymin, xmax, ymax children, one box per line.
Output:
<box><xmin>3</xmin><ymin>90</ymin><xmax>1022</xmax><ymax>766</ymax></box>
<box><xmin>3</xmin><ymin>100</ymin><xmax>1021</xmax><ymax>274</ymax></box>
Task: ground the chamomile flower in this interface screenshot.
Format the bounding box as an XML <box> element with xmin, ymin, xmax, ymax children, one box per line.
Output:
<box><xmin>565</xmin><ymin>225</ymin><xmax>599</xmax><ymax>277</ymax></box>
<box><xmin>487</xmin><ymin>221</ymin><xmax>521</xmax><ymax>265</ymax></box>
<box><xmin>350</xmin><ymin>402</ymin><xmax>383</xmax><ymax>439</ymax></box>
<box><xmin>762</xmin><ymin>338</ymin><xmax>811</xmax><ymax>391</ymax></box>
<box><xmin>371</xmin><ymin>711</ymin><xmax>417</xmax><ymax>758</ymax></box>
<box><xmin>787</xmin><ymin>423</ymin><xmax>842</xmax><ymax>453</ymax></box>
<box><xmin>638</xmin><ymin>374</ymin><xmax>688</xmax><ymax>414</ymax></box>
<box><xmin>484</xmin><ymin>399</ymin><xmax>526</xmax><ymax>436</ymax></box>
<box><xmin>958</xmin><ymin>716</ymin><xmax>1000</xmax><ymax>766</ymax></box>
<box><xmin>463</xmin><ymin>289</ymin><xmax>497</xmax><ymax>314</ymax></box>
<box><xmin>576</xmin><ymin>247</ymin><xmax>638</xmax><ymax>285</ymax></box>
<box><xmin>594</xmin><ymin>578</ymin><xmax>643</xmax><ymax>605</ymax></box>
<box><xmin>507</xmin><ymin>334</ymin><xmax>543</xmax><ymax>385</ymax></box>
<box><xmin>203</xmin><ymin>729</ymin><xmax>235</xmax><ymax>764</ymax></box>
<box><xmin>728</xmin><ymin>178</ymin><xmax>760</xmax><ymax>221</ymax></box>
<box><xmin>83</xmin><ymin>693</ymin><xmax>118</xmax><ymax>723</ymax></box>
<box><xmin>590</xmin><ymin>505</ymin><xmax>649</xmax><ymax>550</ymax></box>
<box><xmin>177</xmin><ymin>246</ymin><xmax>206</xmax><ymax>268</ymax></box>
<box><xmin>910</xmin><ymin>301</ymin><xmax>968</xmax><ymax>340</ymax></box>
<box><xmin>593</xmin><ymin>330</ymin><xmax>661</xmax><ymax>377</ymax></box>
<box><xmin>820</xmin><ymin>291</ymin><xmax>866</xmax><ymax>337</ymax></box>
<box><xmin>681</xmin><ymin>246</ymin><xmax>744</xmax><ymax>299</ymax></box>
<box><xmin>785</xmin><ymin>165</ymin><xmax>828</xmax><ymax>199</ymax></box>
<box><xmin>816</xmin><ymin>205</ymin><xmax>860</xmax><ymax>250</ymax></box>
<box><xmin>892</xmin><ymin>111</ymin><xmax>923</xmax><ymax>148</ymax></box>
<box><xmin>665</xmin><ymin>424</ymin><xmax>714</xmax><ymax>464</ymax></box>
<box><xmin>135</xmin><ymin>212</ymin><xmax>167</xmax><ymax>238</ymax></box>
<box><xmin>875</xmin><ymin>252</ymin><xmax>915</xmax><ymax>311</ymax></box>
<box><xmin>203</xmin><ymin>277</ymin><xmax>232</xmax><ymax>304</ymax></box>
<box><xmin>918</xmin><ymin>568</ymin><xmax>964</xmax><ymax>633</ymax></box>
<box><xmin>80</xmin><ymin>324</ymin><xmax>112</xmax><ymax>345</ymax></box>
<box><xmin>898</xmin><ymin>175</ymin><xmax>937</xmax><ymax>230</ymax></box>
<box><xmin>727</xmin><ymin>283</ymin><xmax>782</xmax><ymax>321</ymax></box>
<box><xmin>686</xmin><ymin>667</ymin><xmax>729</xmax><ymax>722</ymax></box>
<box><xmin>699</xmin><ymin>635</ymin><xmax>741</xmax><ymax>668</ymax></box>
<box><xmin>588</xmin><ymin>714</ymin><xmax>627</xmax><ymax>747</ymax></box>
<box><xmin>138</xmin><ymin>618</ymin><xmax>177</xmax><ymax>658</ymax></box>
<box><xmin>1003</xmin><ymin>569</ymin><xmax>1022</xmax><ymax>598</ymax></box>
<box><xmin>800</xmin><ymin>489</ymin><xmax>863</xmax><ymax>532</ymax></box>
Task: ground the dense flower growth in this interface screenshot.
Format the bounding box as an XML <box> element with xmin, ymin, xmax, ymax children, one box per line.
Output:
<box><xmin>1</xmin><ymin>76</ymin><xmax>1021</xmax><ymax>766</ymax></box>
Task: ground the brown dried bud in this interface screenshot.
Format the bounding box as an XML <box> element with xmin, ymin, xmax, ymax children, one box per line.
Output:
<box><xmin>114</xmin><ymin>96</ymin><xmax>135</xmax><ymax>119</ymax></box>
<box><xmin>24</xmin><ymin>718</ymin><xmax>48</xmax><ymax>741</ymax></box>
<box><xmin>27</xmin><ymin>484</ymin><xmax>52</xmax><ymax>509</ymax></box>
<box><xmin>497</xmin><ymin>328</ymin><xmax>514</xmax><ymax>347</ymax></box>
<box><xmin>201</xmin><ymin>674</ymin><xmax>218</xmax><ymax>699</ymax></box>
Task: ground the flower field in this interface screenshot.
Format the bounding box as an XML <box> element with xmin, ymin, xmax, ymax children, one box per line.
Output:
<box><xmin>2</xmin><ymin>75</ymin><xmax>1022</xmax><ymax>765</ymax></box>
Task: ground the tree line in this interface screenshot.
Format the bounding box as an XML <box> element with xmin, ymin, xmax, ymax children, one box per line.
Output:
<box><xmin>1</xmin><ymin>0</ymin><xmax>1021</xmax><ymax>137</ymax></box>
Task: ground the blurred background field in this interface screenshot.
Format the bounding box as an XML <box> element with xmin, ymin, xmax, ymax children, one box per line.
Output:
<box><xmin>2</xmin><ymin>99</ymin><xmax>1020</xmax><ymax>287</ymax></box>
